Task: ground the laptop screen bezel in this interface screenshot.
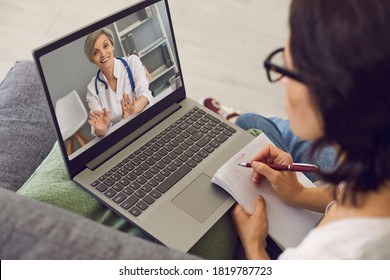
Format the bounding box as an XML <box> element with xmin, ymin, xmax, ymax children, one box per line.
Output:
<box><xmin>33</xmin><ymin>0</ymin><xmax>186</xmax><ymax>178</ymax></box>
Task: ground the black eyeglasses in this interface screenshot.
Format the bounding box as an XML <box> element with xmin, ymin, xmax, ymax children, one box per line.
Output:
<box><xmin>263</xmin><ymin>47</ymin><xmax>304</xmax><ymax>83</ymax></box>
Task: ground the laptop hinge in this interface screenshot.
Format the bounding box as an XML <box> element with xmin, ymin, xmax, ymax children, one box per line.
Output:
<box><xmin>86</xmin><ymin>103</ymin><xmax>182</xmax><ymax>171</ymax></box>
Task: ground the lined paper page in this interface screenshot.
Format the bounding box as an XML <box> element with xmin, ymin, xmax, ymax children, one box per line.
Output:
<box><xmin>212</xmin><ymin>133</ymin><xmax>323</xmax><ymax>249</ymax></box>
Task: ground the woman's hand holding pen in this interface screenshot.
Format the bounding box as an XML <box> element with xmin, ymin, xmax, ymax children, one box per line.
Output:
<box><xmin>88</xmin><ymin>108</ymin><xmax>110</xmax><ymax>137</ymax></box>
<box><xmin>121</xmin><ymin>92</ymin><xmax>137</xmax><ymax>119</ymax></box>
<box><xmin>251</xmin><ymin>144</ymin><xmax>304</xmax><ymax>207</ymax></box>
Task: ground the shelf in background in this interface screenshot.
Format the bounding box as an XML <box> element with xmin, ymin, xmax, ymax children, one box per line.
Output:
<box><xmin>150</xmin><ymin>64</ymin><xmax>175</xmax><ymax>83</ymax></box>
<box><xmin>138</xmin><ymin>37</ymin><xmax>166</xmax><ymax>58</ymax></box>
<box><xmin>117</xmin><ymin>14</ymin><xmax>156</xmax><ymax>38</ymax></box>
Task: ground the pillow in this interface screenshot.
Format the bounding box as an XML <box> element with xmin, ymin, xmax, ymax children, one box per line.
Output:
<box><xmin>0</xmin><ymin>61</ymin><xmax>56</xmax><ymax>192</ymax></box>
<box><xmin>17</xmin><ymin>142</ymin><xmax>238</xmax><ymax>259</ymax></box>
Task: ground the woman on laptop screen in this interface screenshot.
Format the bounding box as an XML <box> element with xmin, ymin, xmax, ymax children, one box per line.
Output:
<box><xmin>84</xmin><ymin>28</ymin><xmax>153</xmax><ymax>137</ymax></box>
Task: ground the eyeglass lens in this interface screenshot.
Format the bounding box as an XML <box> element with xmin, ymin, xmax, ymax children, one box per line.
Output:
<box><xmin>269</xmin><ymin>50</ymin><xmax>286</xmax><ymax>82</ymax></box>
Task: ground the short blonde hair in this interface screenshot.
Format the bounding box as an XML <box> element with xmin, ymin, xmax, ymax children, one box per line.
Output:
<box><xmin>84</xmin><ymin>28</ymin><xmax>115</xmax><ymax>62</ymax></box>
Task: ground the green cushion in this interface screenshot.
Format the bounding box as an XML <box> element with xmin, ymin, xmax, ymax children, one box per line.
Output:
<box><xmin>17</xmin><ymin>142</ymin><xmax>238</xmax><ymax>259</ymax></box>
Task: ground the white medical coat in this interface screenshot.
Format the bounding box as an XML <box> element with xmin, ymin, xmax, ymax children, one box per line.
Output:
<box><xmin>86</xmin><ymin>55</ymin><xmax>153</xmax><ymax>135</ymax></box>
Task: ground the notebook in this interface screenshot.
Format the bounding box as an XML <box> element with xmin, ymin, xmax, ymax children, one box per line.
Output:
<box><xmin>32</xmin><ymin>0</ymin><xmax>254</xmax><ymax>252</ymax></box>
<box><xmin>212</xmin><ymin>133</ymin><xmax>324</xmax><ymax>249</ymax></box>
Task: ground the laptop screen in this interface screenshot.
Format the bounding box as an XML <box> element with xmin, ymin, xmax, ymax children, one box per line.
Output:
<box><xmin>34</xmin><ymin>0</ymin><xmax>185</xmax><ymax>177</ymax></box>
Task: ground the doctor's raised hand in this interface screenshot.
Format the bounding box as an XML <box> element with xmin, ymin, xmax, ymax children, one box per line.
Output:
<box><xmin>88</xmin><ymin>108</ymin><xmax>110</xmax><ymax>137</ymax></box>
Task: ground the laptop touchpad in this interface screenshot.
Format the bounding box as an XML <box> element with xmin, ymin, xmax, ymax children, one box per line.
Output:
<box><xmin>171</xmin><ymin>173</ymin><xmax>229</xmax><ymax>223</ymax></box>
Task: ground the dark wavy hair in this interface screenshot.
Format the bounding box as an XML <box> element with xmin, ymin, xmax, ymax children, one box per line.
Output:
<box><xmin>289</xmin><ymin>0</ymin><xmax>390</xmax><ymax>205</ymax></box>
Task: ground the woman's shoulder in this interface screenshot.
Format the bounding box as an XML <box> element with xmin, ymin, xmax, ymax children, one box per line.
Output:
<box><xmin>121</xmin><ymin>55</ymin><xmax>142</xmax><ymax>67</ymax></box>
<box><xmin>279</xmin><ymin>218</ymin><xmax>390</xmax><ymax>259</ymax></box>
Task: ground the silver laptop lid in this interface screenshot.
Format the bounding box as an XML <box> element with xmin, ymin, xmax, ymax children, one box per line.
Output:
<box><xmin>33</xmin><ymin>0</ymin><xmax>185</xmax><ymax>178</ymax></box>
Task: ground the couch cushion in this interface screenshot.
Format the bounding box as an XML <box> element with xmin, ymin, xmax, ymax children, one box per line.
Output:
<box><xmin>0</xmin><ymin>61</ymin><xmax>56</xmax><ymax>192</ymax></box>
<box><xmin>17</xmin><ymin>142</ymin><xmax>238</xmax><ymax>259</ymax></box>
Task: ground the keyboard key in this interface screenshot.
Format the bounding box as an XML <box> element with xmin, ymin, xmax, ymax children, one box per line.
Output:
<box><xmin>141</xmin><ymin>184</ymin><xmax>152</xmax><ymax>192</ymax></box>
<box><xmin>136</xmin><ymin>177</ymin><xmax>147</xmax><ymax>185</ymax></box>
<box><xmin>184</xmin><ymin>150</ymin><xmax>194</xmax><ymax>157</ymax></box>
<box><xmin>111</xmin><ymin>173</ymin><xmax>122</xmax><ymax>181</ymax></box>
<box><xmin>190</xmin><ymin>145</ymin><xmax>200</xmax><ymax>153</ymax></box>
<box><xmin>130</xmin><ymin>158</ymin><xmax>141</xmax><ymax>166</ymax></box>
<box><xmin>146</xmin><ymin>158</ymin><xmax>156</xmax><ymax>166</ymax></box>
<box><xmin>149</xmin><ymin>166</ymin><xmax>160</xmax><ymax>174</ymax></box>
<box><xmin>136</xmin><ymin>201</ymin><xmax>148</xmax><ymax>211</ymax></box>
<box><xmin>143</xmin><ymin>148</ymin><xmax>153</xmax><ymax>156</ymax></box>
<box><xmin>150</xmin><ymin>190</ymin><xmax>162</xmax><ymax>199</ymax></box>
<box><xmin>111</xmin><ymin>166</ymin><xmax>119</xmax><ymax>172</ymax></box>
<box><xmin>124</xmin><ymin>163</ymin><xmax>135</xmax><ymax>172</ymax></box>
<box><xmin>173</xmin><ymin>147</ymin><xmax>183</xmax><ymax>155</ymax></box>
<box><xmin>163</xmin><ymin>143</ymin><xmax>174</xmax><ymax>152</ymax></box>
<box><xmin>179</xmin><ymin>143</ymin><xmax>189</xmax><ymax>150</ymax></box>
<box><xmin>220</xmin><ymin>123</ymin><xmax>237</xmax><ymax>133</ymax></box>
<box><xmin>156</xmin><ymin>164</ymin><xmax>191</xmax><ymax>194</ymax></box>
<box><xmin>193</xmin><ymin>155</ymin><xmax>203</xmax><ymax>163</ymax></box>
<box><xmin>191</xmin><ymin>132</ymin><xmax>203</xmax><ymax>141</ymax></box>
<box><xmin>179</xmin><ymin>154</ymin><xmax>189</xmax><ymax>162</ymax></box>
<box><xmin>129</xmin><ymin>207</ymin><xmax>142</xmax><ymax>217</ymax></box>
<box><xmin>223</xmin><ymin>130</ymin><xmax>233</xmax><ymax>137</ymax></box>
<box><xmin>123</xmin><ymin>187</ymin><xmax>134</xmax><ymax>195</ymax></box>
<box><xmin>196</xmin><ymin>136</ymin><xmax>211</xmax><ymax>148</ymax></box>
<box><xmin>119</xmin><ymin>177</ymin><xmax>130</xmax><ymax>187</ymax></box>
<box><xmin>158</xmin><ymin>148</ymin><xmax>168</xmax><ymax>156</ymax></box>
<box><xmin>152</xmin><ymin>153</ymin><xmax>162</xmax><ymax>161</ymax></box>
<box><xmin>186</xmin><ymin>159</ymin><xmax>197</xmax><ymax>168</ymax></box>
<box><xmin>204</xmin><ymin>145</ymin><xmax>215</xmax><ymax>153</ymax></box>
<box><xmin>167</xmin><ymin>164</ymin><xmax>177</xmax><ymax>172</ymax></box>
<box><xmin>118</xmin><ymin>168</ymin><xmax>129</xmax><ymax>176</ymax></box>
<box><xmin>161</xmin><ymin>169</ymin><xmax>171</xmax><ymax>177</ymax></box>
<box><xmin>170</xmin><ymin>139</ymin><xmax>179</xmax><ymax>147</ymax></box>
<box><xmin>91</xmin><ymin>180</ymin><xmax>100</xmax><ymax>187</ymax></box>
<box><xmin>104</xmin><ymin>189</ymin><xmax>116</xmax><ymax>198</ymax></box>
<box><xmin>130</xmin><ymin>181</ymin><xmax>141</xmax><ymax>190</ymax></box>
<box><xmin>155</xmin><ymin>174</ymin><xmax>165</xmax><ymax>182</ymax></box>
<box><xmin>215</xmin><ymin>133</ymin><xmax>228</xmax><ymax>143</ymax></box>
<box><xmin>172</xmin><ymin>159</ymin><xmax>183</xmax><ymax>167</ymax></box>
<box><xmin>96</xmin><ymin>183</ymin><xmax>108</xmax><ymax>192</ymax></box>
<box><xmin>148</xmin><ymin>179</ymin><xmax>158</xmax><ymax>188</ymax></box>
<box><xmin>139</xmin><ymin>163</ymin><xmax>149</xmax><ymax>171</ymax></box>
<box><xmin>112</xmin><ymin>192</ymin><xmax>126</xmax><ymax>204</ymax></box>
<box><xmin>133</xmin><ymin>167</ymin><xmax>143</xmax><ymax>176</ymax></box>
<box><xmin>206</xmin><ymin>113</ymin><xmax>221</xmax><ymax>124</ymax></box>
<box><xmin>126</xmin><ymin>172</ymin><xmax>137</xmax><ymax>181</ymax></box>
<box><xmin>143</xmin><ymin>195</ymin><xmax>155</xmax><ymax>205</ymax></box>
<box><xmin>209</xmin><ymin>140</ymin><xmax>220</xmax><ymax>148</ymax></box>
<box><xmin>113</xmin><ymin>183</ymin><xmax>124</xmax><ymax>192</ymax></box>
<box><xmin>103</xmin><ymin>178</ymin><xmax>115</xmax><ymax>187</ymax></box>
<box><xmin>167</xmin><ymin>153</ymin><xmax>177</xmax><ymax>160</ymax></box>
<box><xmin>135</xmin><ymin>189</ymin><xmax>146</xmax><ymax>198</ymax></box>
<box><xmin>143</xmin><ymin>171</ymin><xmax>154</xmax><ymax>180</ymax></box>
<box><xmin>197</xmin><ymin>150</ymin><xmax>209</xmax><ymax>158</ymax></box>
<box><xmin>121</xmin><ymin>196</ymin><xmax>138</xmax><ymax>210</ymax></box>
<box><xmin>137</xmin><ymin>153</ymin><xmax>148</xmax><ymax>161</ymax></box>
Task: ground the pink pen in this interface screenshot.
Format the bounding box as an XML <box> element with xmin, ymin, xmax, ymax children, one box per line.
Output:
<box><xmin>238</xmin><ymin>162</ymin><xmax>319</xmax><ymax>173</ymax></box>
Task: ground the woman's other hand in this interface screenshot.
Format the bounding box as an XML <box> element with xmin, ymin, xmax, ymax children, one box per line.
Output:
<box><xmin>231</xmin><ymin>196</ymin><xmax>270</xmax><ymax>260</ymax></box>
<box><xmin>251</xmin><ymin>144</ymin><xmax>304</xmax><ymax>207</ymax></box>
<box><xmin>88</xmin><ymin>108</ymin><xmax>110</xmax><ymax>136</ymax></box>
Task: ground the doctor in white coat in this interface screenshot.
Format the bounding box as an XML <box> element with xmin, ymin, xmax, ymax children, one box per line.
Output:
<box><xmin>84</xmin><ymin>28</ymin><xmax>153</xmax><ymax>137</ymax></box>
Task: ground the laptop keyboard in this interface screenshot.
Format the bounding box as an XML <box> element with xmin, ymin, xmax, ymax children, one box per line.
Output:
<box><xmin>91</xmin><ymin>106</ymin><xmax>237</xmax><ymax>217</ymax></box>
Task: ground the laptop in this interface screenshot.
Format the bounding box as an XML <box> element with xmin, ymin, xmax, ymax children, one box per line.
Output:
<box><xmin>33</xmin><ymin>0</ymin><xmax>253</xmax><ymax>252</ymax></box>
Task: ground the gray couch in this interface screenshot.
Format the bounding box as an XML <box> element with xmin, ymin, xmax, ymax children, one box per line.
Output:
<box><xmin>0</xmin><ymin>61</ymin><xmax>198</xmax><ymax>259</ymax></box>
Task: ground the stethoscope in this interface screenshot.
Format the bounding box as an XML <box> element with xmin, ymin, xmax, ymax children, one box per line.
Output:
<box><xmin>94</xmin><ymin>57</ymin><xmax>136</xmax><ymax>109</ymax></box>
